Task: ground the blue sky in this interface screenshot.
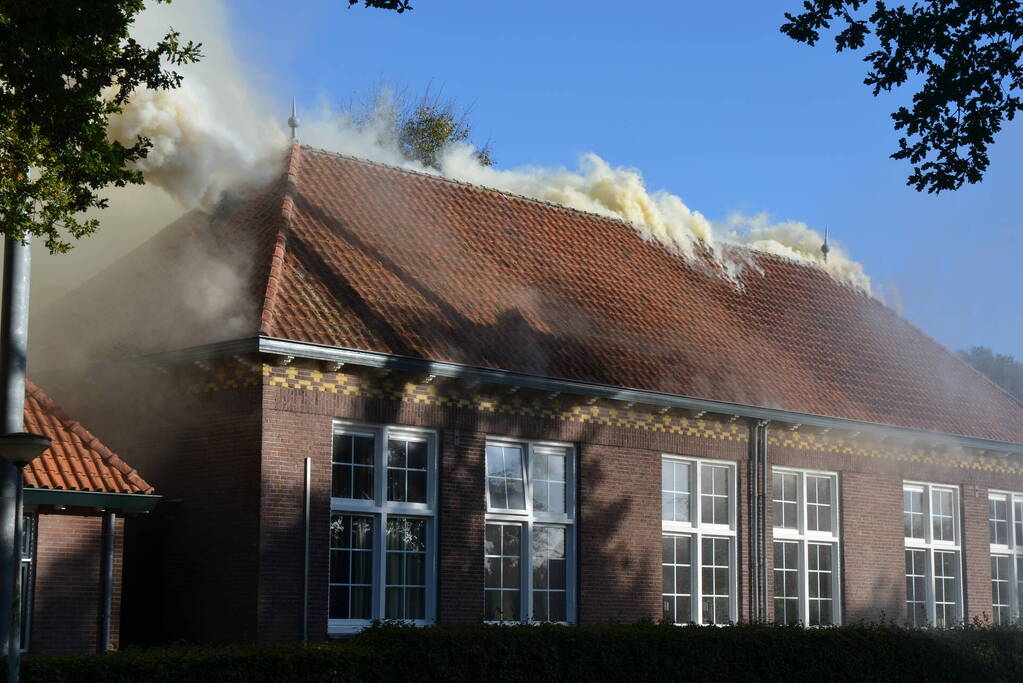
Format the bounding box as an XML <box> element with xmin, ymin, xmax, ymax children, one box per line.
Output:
<box><xmin>227</xmin><ymin>0</ymin><xmax>1022</xmax><ymax>358</ymax></box>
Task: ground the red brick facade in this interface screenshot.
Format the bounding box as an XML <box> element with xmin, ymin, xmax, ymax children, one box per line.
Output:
<box><xmin>251</xmin><ymin>363</ymin><xmax>1023</xmax><ymax>638</ymax></box>
<box><xmin>30</xmin><ymin>513</ymin><xmax>123</xmax><ymax>654</ymax></box>
<box><xmin>37</xmin><ymin>358</ymin><xmax>1023</xmax><ymax>647</ymax></box>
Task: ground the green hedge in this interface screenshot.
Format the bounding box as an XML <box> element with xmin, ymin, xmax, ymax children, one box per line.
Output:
<box><xmin>10</xmin><ymin>622</ymin><xmax>1023</xmax><ymax>682</ymax></box>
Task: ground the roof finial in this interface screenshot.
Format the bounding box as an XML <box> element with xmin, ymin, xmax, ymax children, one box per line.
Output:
<box><xmin>288</xmin><ymin>97</ymin><xmax>300</xmax><ymax>142</ymax></box>
<box><xmin>821</xmin><ymin>225</ymin><xmax>831</xmax><ymax>262</ymax></box>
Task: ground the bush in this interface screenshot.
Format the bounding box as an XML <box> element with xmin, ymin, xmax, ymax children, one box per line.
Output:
<box><xmin>10</xmin><ymin>622</ymin><xmax>1023</xmax><ymax>682</ymax></box>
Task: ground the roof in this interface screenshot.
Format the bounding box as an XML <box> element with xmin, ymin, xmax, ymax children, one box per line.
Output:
<box><xmin>23</xmin><ymin>381</ymin><xmax>154</xmax><ymax>494</ymax></box>
<box><xmin>36</xmin><ymin>145</ymin><xmax>1023</xmax><ymax>444</ymax></box>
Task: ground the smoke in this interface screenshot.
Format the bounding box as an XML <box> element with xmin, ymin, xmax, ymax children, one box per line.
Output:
<box><xmin>34</xmin><ymin>0</ymin><xmax>873</xmax><ymax>321</ymax></box>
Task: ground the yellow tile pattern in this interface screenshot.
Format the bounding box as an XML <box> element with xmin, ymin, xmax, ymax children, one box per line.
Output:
<box><xmin>188</xmin><ymin>362</ymin><xmax>1023</xmax><ymax>475</ymax></box>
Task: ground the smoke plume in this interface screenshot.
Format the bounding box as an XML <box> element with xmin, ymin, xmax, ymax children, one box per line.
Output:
<box><xmin>35</xmin><ymin>0</ymin><xmax>872</xmax><ymax>320</ymax></box>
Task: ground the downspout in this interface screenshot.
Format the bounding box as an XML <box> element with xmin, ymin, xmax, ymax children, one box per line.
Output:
<box><xmin>302</xmin><ymin>457</ymin><xmax>310</xmax><ymax>644</ymax></box>
<box><xmin>748</xmin><ymin>419</ymin><xmax>770</xmax><ymax>622</ymax></box>
<box><xmin>748</xmin><ymin>419</ymin><xmax>759</xmax><ymax>621</ymax></box>
<box><xmin>98</xmin><ymin>511</ymin><xmax>115</xmax><ymax>653</ymax></box>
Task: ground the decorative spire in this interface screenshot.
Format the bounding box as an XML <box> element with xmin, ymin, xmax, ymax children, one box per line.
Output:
<box><xmin>288</xmin><ymin>97</ymin><xmax>300</xmax><ymax>142</ymax></box>
<box><xmin>821</xmin><ymin>225</ymin><xmax>831</xmax><ymax>262</ymax></box>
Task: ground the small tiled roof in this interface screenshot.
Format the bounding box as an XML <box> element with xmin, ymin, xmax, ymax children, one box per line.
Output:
<box><xmin>23</xmin><ymin>381</ymin><xmax>153</xmax><ymax>494</ymax></box>
<box><xmin>258</xmin><ymin>146</ymin><xmax>1023</xmax><ymax>443</ymax></box>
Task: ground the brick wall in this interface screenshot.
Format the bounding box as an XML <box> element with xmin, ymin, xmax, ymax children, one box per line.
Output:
<box><xmin>30</xmin><ymin>513</ymin><xmax>122</xmax><ymax>654</ymax></box>
<box><xmin>578</xmin><ymin>443</ymin><xmax>661</xmax><ymax>623</ymax></box>
<box><xmin>962</xmin><ymin>483</ymin><xmax>993</xmax><ymax>621</ymax></box>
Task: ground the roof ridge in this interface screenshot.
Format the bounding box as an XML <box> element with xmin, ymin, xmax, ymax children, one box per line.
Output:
<box><xmin>25</xmin><ymin>381</ymin><xmax>155</xmax><ymax>494</ymax></box>
<box><xmin>260</xmin><ymin>144</ymin><xmax>304</xmax><ymax>336</ymax></box>
<box><xmin>297</xmin><ymin>146</ymin><xmax>872</xmax><ymax>298</ymax></box>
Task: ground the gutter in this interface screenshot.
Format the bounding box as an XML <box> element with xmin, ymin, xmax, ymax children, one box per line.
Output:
<box><xmin>255</xmin><ymin>337</ymin><xmax>1023</xmax><ymax>456</ymax></box>
<box><xmin>24</xmin><ymin>489</ymin><xmax>161</xmax><ymax>512</ymax></box>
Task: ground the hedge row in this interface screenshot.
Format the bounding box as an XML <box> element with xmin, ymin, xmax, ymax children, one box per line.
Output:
<box><xmin>10</xmin><ymin>622</ymin><xmax>1023</xmax><ymax>682</ymax></box>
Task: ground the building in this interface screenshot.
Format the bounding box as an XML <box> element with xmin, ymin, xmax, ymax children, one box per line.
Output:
<box><xmin>19</xmin><ymin>381</ymin><xmax>158</xmax><ymax>653</ymax></box>
<box><xmin>36</xmin><ymin>144</ymin><xmax>1023</xmax><ymax>643</ymax></box>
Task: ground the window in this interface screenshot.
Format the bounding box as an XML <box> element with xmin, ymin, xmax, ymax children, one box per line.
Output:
<box><xmin>329</xmin><ymin>424</ymin><xmax>437</xmax><ymax>634</ymax></box>
<box><xmin>19</xmin><ymin>514</ymin><xmax>33</xmax><ymax>652</ymax></box>
<box><xmin>989</xmin><ymin>491</ymin><xmax>1023</xmax><ymax>624</ymax></box>
<box><xmin>484</xmin><ymin>439</ymin><xmax>575</xmax><ymax>623</ymax></box>
<box><xmin>771</xmin><ymin>469</ymin><xmax>841</xmax><ymax>626</ymax></box>
<box><xmin>903</xmin><ymin>482</ymin><xmax>962</xmax><ymax>627</ymax></box>
<box><xmin>661</xmin><ymin>457</ymin><xmax>737</xmax><ymax>625</ymax></box>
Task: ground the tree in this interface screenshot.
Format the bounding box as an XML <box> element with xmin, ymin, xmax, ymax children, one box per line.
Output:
<box><xmin>0</xmin><ymin>0</ymin><xmax>200</xmax><ymax>253</ymax></box>
<box><xmin>347</xmin><ymin>0</ymin><xmax>412</xmax><ymax>12</ymax></box>
<box><xmin>781</xmin><ymin>1</ymin><xmax>1023</xmax><ymax>193</ymax></box>
<box><xmin>344</xmin><ymin>85</ymin><xmax>494</xmax><ymax>168</ymax></box>
<box><xmin>958</xmin><ymin>346</ymin><xmax>1023</xmax><ymax>402</ymax></box>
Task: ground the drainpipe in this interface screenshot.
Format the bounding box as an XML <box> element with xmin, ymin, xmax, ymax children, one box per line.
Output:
<box><xmin>1</xmin><ymin>236</ymin><xmax>32</xmax><ymax>664</ymax></box>
<box><xmin>98</xmin><ymin>511</ymin><xmax>115</xmax><ymax>653</ymax></box>
<box><xmin>748</xmin><ymin>419</ymin><xmax>760</xmax><ymax>621</ymax></box>
<box><xmin>748</xmin><ymin>419</ymin><xmax>771</xmax><ymax>622</ymax></box>
<box><xmin>302</xmin><ymin>457</ymin><xmax>310</xmax><ymax>644</ymax></box>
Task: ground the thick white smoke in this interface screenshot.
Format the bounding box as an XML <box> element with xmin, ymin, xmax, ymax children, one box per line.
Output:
<box><xmin>73</xmin><ymin>0</ymin><xmax>874</xmax><ymax>303</ymax></box>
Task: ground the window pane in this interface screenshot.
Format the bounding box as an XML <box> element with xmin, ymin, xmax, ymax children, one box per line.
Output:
<box><xmin>385</xmin><ymin>518</ymin><xmax>427</xmax><ymax>620</ymax></box>
<box><xmin>772</xmin><ymin>472</ymin><xmax>798</xmax><ymax>530</ymax></box>
<box><xmin>701</xmin><ymin>537</ymin><xmax>731</xmax><ymax>624</ymax></box>
<box><xmin>934</xmin><ymin>550</ymin><xmax>959</xmax><ymax>627</ymax></box>
<box><xmin>484</xmin><ymin>523</ymin><xmax>522</xmax><ymax>622</ymax></box>
<box><xmin>1016</xmin><ymin>502</ymin><xmax>1023</xmax><ymax>547</ymax></box>
<box><xmin>486</xmin><ymin>445</ymin><xmax>526</xmax><ymax>510</ymax></box>
<box><xmin>904</xmin><ymin>490</ymin><xmax>924</xmax><ymax>539</ymax></box>
<box><xmin>905</xmin><ymin>549</ymin><xmax>928</xmax><ymax>627</ymax></box>
<box><xmin>932</xmin><ymin>489</ymin><xmax>956</xmax><ymax>542</ymax></box>
<box><xmin>533</xmin><ymin>451</ymin><xmax>567</xmax><ymax>514</ymax></box>
<box><xmin>808</xmin><ymin>543</ymin><xmax>835</xmax><ymax>626</ymax></box>
<box><xmin>353</xmin><ymin>465</ymin><xmax>373</xmax><ymax>500</ymax></box>
<box><xmin>989</xmin><ymin>498</ymin><xmax>1009</xmax><ymax>546</ymax></box>
<box><xmin>387</xmin><ymin>439</ymin><xmax>428</xmax><ymax>504</ymax></box>
<box><xmin>992</xmin><ymin>555</ymin><xmax>1010</xmax><ymax>625</ymax></box>
<box><xmin>700</xmin><ymin>465</ymin><xmax>729</xmax><ymax>526</ymax></box>
<box><xmin>532</xmin><ymin>526</ymin><xmax>567</xmax><ymax>622</ymax></box>
<box><xmin>773</xmin><ymin>541</ymin><xmax>799</xmax><ymax>625</ymax></box>
<box><xmin>662</xmin><ymin>461</ymin><xmax>691</xmax><ymax>523</ymax></box>
<box><xmin>807</xmin><ymin>477</ymin><xmax>832</xmax><ymax>533</ymax></box>
<box><xmin>328</xmin><ymin>514</ymin><xmax>374</xmax><ymax>620</ymax></box>
<box><xmin>662</xmin><ymin>535</ymin><xmax>692</xmax><ymax>624</ymax></box>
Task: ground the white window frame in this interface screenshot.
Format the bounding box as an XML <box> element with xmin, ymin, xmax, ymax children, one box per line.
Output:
<box><xmin>484</xmin><ymin>437</ymin><xmax>577</xmax><ymax>624</ymax></box>
<box><xmin>903</xmin><ymin>481</ymin><xmax>963</xmax><ymax>627</ymax></box>
<box><xmin>771</xmin><ymin>467</ymin><xmax>841</xmax><ymax>626</ymax></box>
<box><xmin>661</xmin><ymin>455</ymin><xmax>738</xmax><ymax>625</ymax></box>
<box><xmin>328</xmin><ymin>422</ymin><xmax>438</xmax><ymax>635</ymax></box>
<box><xmin>989</xmin><ymin>490</ymin><xmax>1023</xmax><ymax>624</ymax></box>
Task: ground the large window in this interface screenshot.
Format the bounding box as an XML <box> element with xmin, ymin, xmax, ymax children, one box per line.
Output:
<box><xmin>903</xmin><ymin>482</ymin><xmax>962</xmax><ymax>627</ymax></box>
<box><xmin>484</xmin><ymin>439</ymin><xmax>575</xmax><ymax>623</ymax></box>
<box><xmin>661</xmin><ymin>456</ymin><xmax>737</xmax><ymax>625</ymax></box>
<box><xmin>329</xmin><ymin>424</ymin><xmax>437</xmax><ymax>634</ymax></box>
<box><xmin>989</xmin><ymin>491</ymin><xmax>1023</xmax><ymax>624</ymax></box>
<box><xmin>771</xmin><ymin>469</ymin><xmax>841</xmax><ymax>626</ymax></box>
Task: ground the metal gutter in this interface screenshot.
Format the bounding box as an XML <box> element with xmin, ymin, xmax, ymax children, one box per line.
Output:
<box><xmin>24</xmin><ymin>489</ymin><xmax>161</xmax><ymax>512</ymax></box>
<box><xmin>256</xmin><ymin>337</ymin><xmax>1023</xmax><ymax>456</ymax></box>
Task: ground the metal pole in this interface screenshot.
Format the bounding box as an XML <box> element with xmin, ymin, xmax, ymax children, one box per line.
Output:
<box><xmin>98</xmin><ymin>511</ymin><xmax>114</xmax><ymax>653</ymax></box>
<box><xmin>1</xmin><ymin>236</ymin><xmax>32</xmax><ymax>677</ymax></box>
<box><xmin>302</xmin><ymin>457</ymin><xmax>310</xmax><ymax>644</ymax></box>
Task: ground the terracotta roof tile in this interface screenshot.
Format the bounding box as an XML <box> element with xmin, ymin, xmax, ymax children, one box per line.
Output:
<box><xmin>36</xmin><ymin>145</ymin><xmax>1023</xmax><ymax>445</ymax></box>
<box><xmin>22</xmin><ymin>381</ymin><xmax>153</xmax><ymax>494</ymax></box>
<box><xmin>256</xmin><ymin>146</ymin><xmax>1023</xmax><ymax>443</ymax></box>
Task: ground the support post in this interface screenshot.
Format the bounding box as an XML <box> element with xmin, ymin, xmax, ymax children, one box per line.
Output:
<box><xmin>99</xmin><ymin>511</ymin><xmax>115</xmax><ymax>652</ymax></box>
<box><xmin>0</xmin><ymin>236</ymin><xmax>32</xmax><ymax>676</ymax></box>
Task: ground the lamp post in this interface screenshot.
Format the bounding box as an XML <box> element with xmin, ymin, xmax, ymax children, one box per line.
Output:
<box><xmin>0</xmin><ymin>432</ymin><xmax>49</xmax><ymax>683</ymax></box>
